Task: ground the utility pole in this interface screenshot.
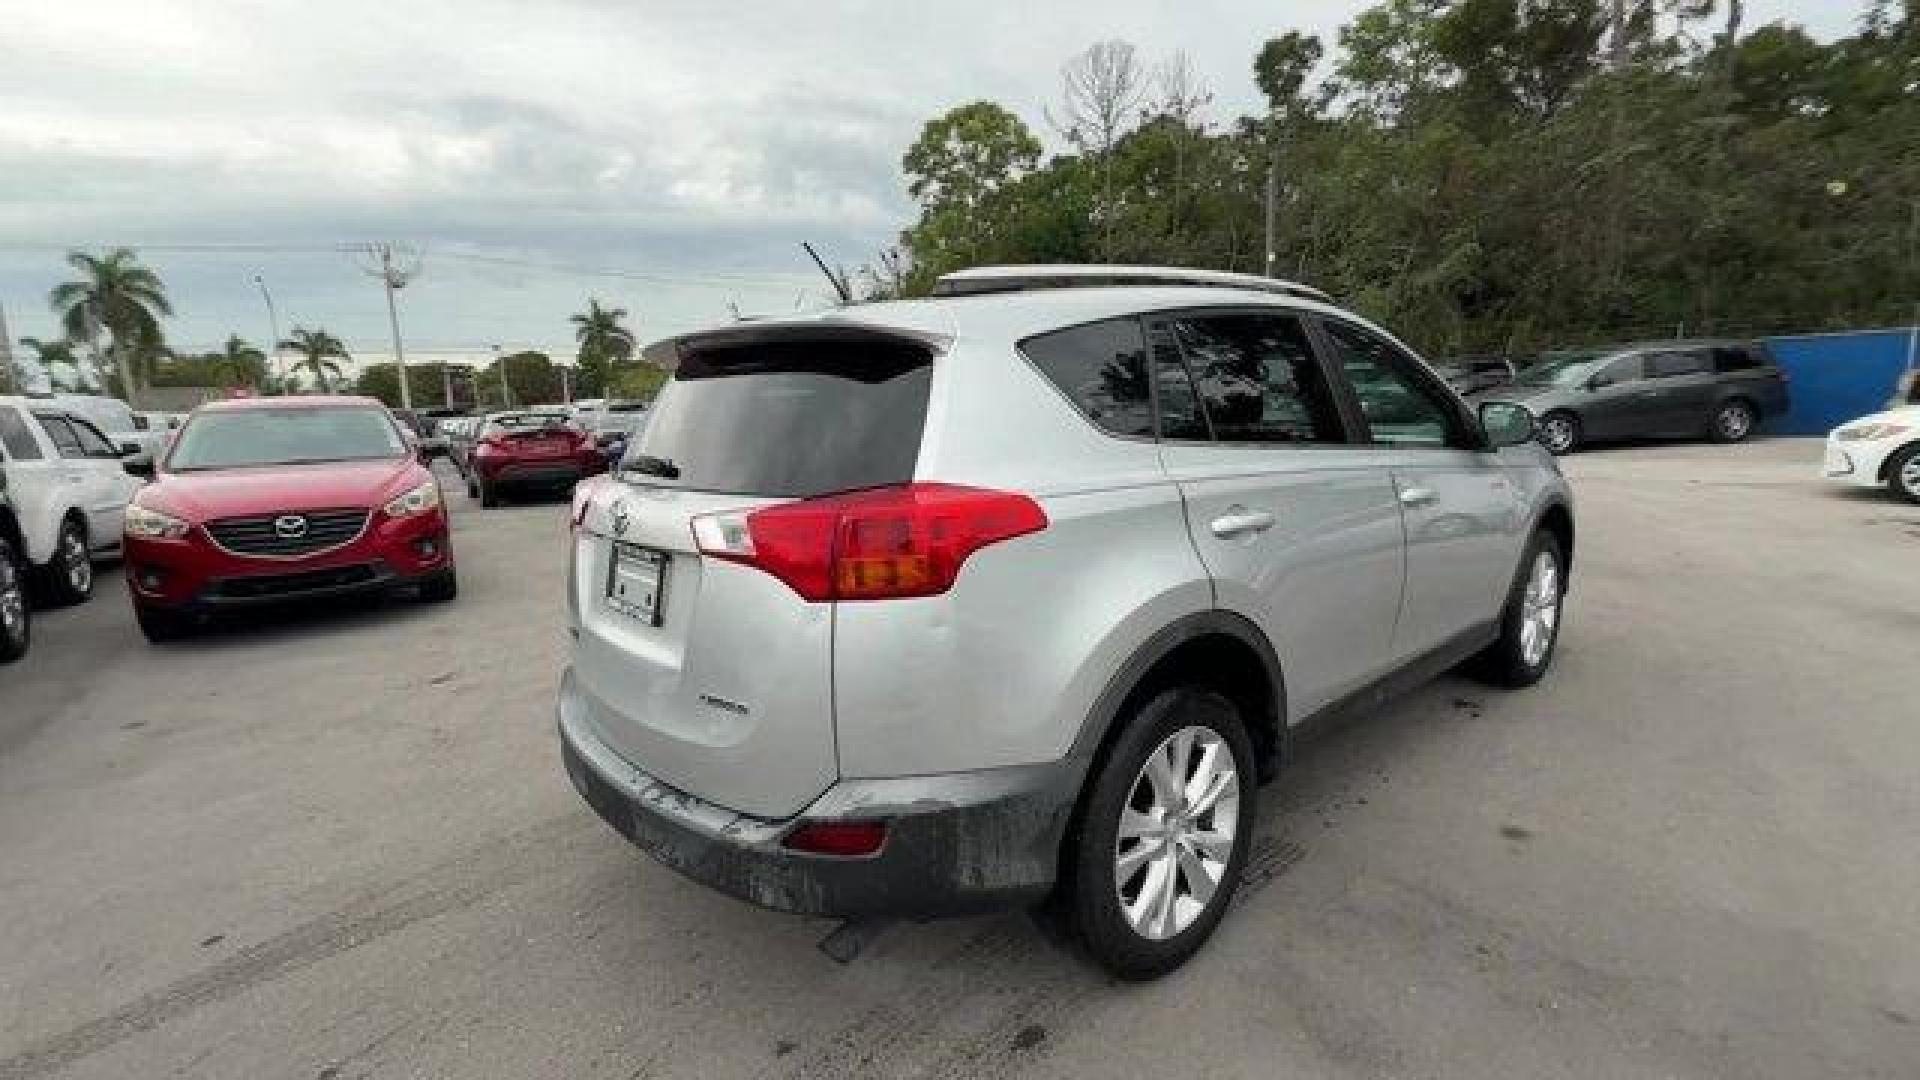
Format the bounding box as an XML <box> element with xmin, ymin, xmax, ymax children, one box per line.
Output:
<box><xmin>253</xmin><ymin>275</ymin><xmax>282</xmax><ymax>394</ymax></box>
<box><xmin>493</xmin><ymin>344</ymin><xmax>510</xmax><ymax>408</ymax></box>
<box><xmin>441</xmin><ymin>359</ymin><xmax>454</xmax><ymax>409</ymax></box>
<box><xmin>358</xmin><ymin>243</ymin><xmax>422</xmax><ymax>411</ymax></box>
<box><xmin>1263</xmin><ymin>136</ymin><xmax>1280</xmax><ymax>277</ymax></box>
<box><xmin>0</xmin><ymin>300</ymin><xmax>14</xmax><ymax>393</ymax></box>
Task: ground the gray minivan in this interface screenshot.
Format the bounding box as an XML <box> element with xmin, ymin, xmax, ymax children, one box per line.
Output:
<box><xmin>1475</xmin><ymin>340</ymin><xmax>1790</xmax><ymax>454</ymax></box>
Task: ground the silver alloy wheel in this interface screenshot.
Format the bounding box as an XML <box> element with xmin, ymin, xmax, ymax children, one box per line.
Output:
<box><xmin>1114</xmin><ymin>724</ymin><xmax>1240</xmax><ymax>941</ymax></box>
<box><xmin>1540</xmin><ymin>415</ymin><xmax>1575</xmax><ymax>454</ymax></box>
<box><xmin>63</xmin><ymin>529</ymin><xmax>91</xmax><ymax>594</ymax></box>
<box><xmin>0</xmin><ymin>555</ymin><xmax>22</xmax><ymax>638</ymax></box>
<box><xmin>1717</xmin><ymin>402</ymin><xmax>1753</xmax><ymax>440</ymax></box>
<box><xmin>1519</xmin><ymin>549</ymin><xmax>1561</xmax><ymax>668</ymax></box>
<box><xmin>1899</xmin><ymin>454</ymin><xmax>1920</xmax><ymax>497</ymax></box>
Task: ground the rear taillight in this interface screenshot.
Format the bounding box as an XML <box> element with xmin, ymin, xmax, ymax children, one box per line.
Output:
<box><xmin>782</xmin><ymin>820</ymin><xmax>887</xmax><ymax>857</ymax></box>
<box><xmin>691</xmin><ymin>483</ymin><xmax>1047</xmax><ymax>602</ymax></box>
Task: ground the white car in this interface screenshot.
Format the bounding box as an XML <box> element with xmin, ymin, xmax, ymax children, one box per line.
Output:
<box><xmin>0</xmin><ymin>396</ymin><xmax>144</xmax><ymax>605</ymax></box>
<box><xmin>1824</xmin><ymin>404</ymin><xmax>1920</xmax><ymax>504</ymax></box>
<box><xmin>57</xmin><ymin>393</ymin><xmax>166</xmax><ymax>476</ymax></box>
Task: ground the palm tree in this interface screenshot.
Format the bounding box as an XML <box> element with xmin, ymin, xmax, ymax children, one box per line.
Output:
<box><xmin>216</xmin><ymin>334</ymin><xmax>269</xmax><ymax>388</ymax></box>
<box><xmin>279</xmin><ymin>326</ymin><xmax>349</xmax><ymax>393</ymax></box>
<box><xmin>570</xmin><ymin>298</ymin><xmax>636</xmax><ymax>396</ymax></box>
<box><xmin>48</xmin><ymin>248</ymin><xmax>172</xmax><ymax>402</ymax></box>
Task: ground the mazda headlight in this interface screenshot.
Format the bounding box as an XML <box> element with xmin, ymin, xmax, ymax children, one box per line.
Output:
<box><xmin>125</xmin><ymin>503</ymin><xmax>191</xmax><ymax>540</ymax></box>
<box><xmin>383</xmin><ymin>481</ymin><xmax>442</xmax><ymax>519</ymax></box>
<box><xmin>1837</xmin><ymin>423</ymin><xmax>1910</xmax><ymax>442</ymax></box>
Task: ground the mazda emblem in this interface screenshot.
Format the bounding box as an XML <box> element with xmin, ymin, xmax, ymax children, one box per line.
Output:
<box><xmin>273</xmin><ymin>515</ymin><xmax>309</xmax><ymax>539</ymax></box>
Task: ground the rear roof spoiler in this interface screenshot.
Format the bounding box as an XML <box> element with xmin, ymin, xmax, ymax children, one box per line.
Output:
<box><xmin>641</xmin><ymin>320</ymin><xmax>951</xmax><ymax>372</ymax></box>
<box><xmin>932</xmin><ymin>264</ymin><xmax>1331</xmax><ymax>304</ymax></box>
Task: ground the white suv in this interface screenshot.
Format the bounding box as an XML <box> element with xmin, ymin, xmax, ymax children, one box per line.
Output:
<box><xmin>558</xmin><ymin>267</ymin><xmax>1574</xmax><ymax>978</ymax></box>
<box><xmin>0</xmin><ymin>396</ymin><xmax>143</xmax><ymax>608</ymax></box>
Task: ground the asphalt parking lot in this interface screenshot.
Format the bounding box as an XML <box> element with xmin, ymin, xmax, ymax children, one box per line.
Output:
<box><xmin>2</xmin><ymin>442</ymin><xmax>1917</xmax><ymax>1080</ymax></box>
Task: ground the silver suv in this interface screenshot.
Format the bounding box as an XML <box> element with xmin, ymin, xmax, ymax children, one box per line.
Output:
<box><xmin>559</xmin><ymin>266</ymin><xmax>1573</xmax><ymax>978</ymax></box>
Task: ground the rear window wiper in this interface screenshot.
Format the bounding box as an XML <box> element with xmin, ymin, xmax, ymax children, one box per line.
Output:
<box><xmin>623</xmin><ymin>455</ymin><xmax>681</xmax><ymax>479</ymax></box>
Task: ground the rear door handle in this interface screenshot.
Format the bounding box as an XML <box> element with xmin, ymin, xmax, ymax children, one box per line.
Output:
<box><xmin>1209</xmin><ymin>509</ymin><xmax>1276</xmax><ymax>538</ymax></box>
<box><xmin>1397</xmin><ymin>486</ymin><xmax>1438</xmax><ymax>507</ymax></box>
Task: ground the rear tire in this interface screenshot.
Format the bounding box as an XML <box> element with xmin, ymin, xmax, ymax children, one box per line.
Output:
<box><xmin>1471</xmin><ymin>530</ymin><xmax>1566</xmax><ymax>688</ymax></box>
<box><xmin>418</xmin><ymin>568</ymin><xmax>458</xmax><ymax>603</ymax></box>
<box><xmin>38</xmin><ymin>517</ymin><xmax>94</xmax><ymax>607</ymax></box>
<box><xmin>1887</xmin><ymin>445</ymin><xmax>1920</xmax><ymax>505</ymax></box>
<box><xmin>0</xmin><ymin>534</ymin><xmax>30</xmax><ymax>664</ymax></box>
<box><xmin>135</xmin><ymin>603</ymin><xmax>195</xmax><ymax>643</ymax></box>
<box><xmin>1710</xmin><ymin>398</ymin><xmax>1757</xmax><ymax>443</ymax></box>
<box><xmin>1063</xmin><ymin>686</ymin><xmax>1255</xmax><ymax>980</ymax></box>
<box><xmin>478</xmin><ymin>478</ymin><xmax>499</xmax><ymax>508</ymax></box>
<box><xmin>1538</xmin><ymin>411</ymin><xmax>1580</xmax><ymax>455</ymax></box>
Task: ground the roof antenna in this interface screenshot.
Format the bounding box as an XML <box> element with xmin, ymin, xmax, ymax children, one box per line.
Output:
<box><xmin>801</xmin><ymin>242</ymin><xmax>853</xmax><ymax>305</ymax></box>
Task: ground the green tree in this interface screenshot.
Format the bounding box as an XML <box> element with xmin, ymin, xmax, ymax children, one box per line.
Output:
<box><xmin>570</xmin><ymin>299</ymin><xmax>636</xmax><ymax>397</ymax></box>
<box><xmin>903</xmin><ymin>101</ymin><xmax>1043</xmax><ymax>212</ymax></box>
<box><xmin>15</xmin><ymin>336</ymin><xmax>81</xmax><ymax>390</ymax></box>
<box><xmin>355</xmin><ymin>361</ymin><xmax>446</xmax><ymax>408</ymax></box>
<box><xmin>47</xmin><ymin>248</ymin><xmax>172</xmax><ymax>403</ymax></box>
<box><xmin>280</xmin><ymin>327</ymin><xmax>349</xmax><ymax>393</ymax></box>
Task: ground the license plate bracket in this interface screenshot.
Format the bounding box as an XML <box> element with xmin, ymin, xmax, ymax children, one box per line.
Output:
<box><xmin>606</xmin><ymin>543</ymin><xmax>667</xmax><ymax>626</ymax></box>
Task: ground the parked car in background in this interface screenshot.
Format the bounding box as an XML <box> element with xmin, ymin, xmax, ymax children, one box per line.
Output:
<box><xmin>1824</xmin><ymin>404</ymin><xmax>1920</xmax><ymax>503</ymax></box>
<box><xmin>58</xmin><ymin>393</ymin><xmax>164</xmax><ymax>475</ymax></box>
<box><xmin>465</xmin><ymin>410</ymin><xmax>601</xmax><ymax>507</ymax></box>
<box><xmin>122</xmin><ymin>396</ymin><xmax>456</xmax><ymax>641</ymax></box>
<box><xmin>0</xmin><ymin>396</ymin><xmax>144</xmax><ymax>606</ymax></box>
<box><xmin>1472</xmin><ymin>339</ymin><xmax>1789</xmax><ymax>454</ymax></box>
<box><xmin>1432</xmin><ymin>355</ymin><xmax>1517</xmax><ymax>395</ymax></box>
<box><xmin>0</xmin><ymin>465</ymin><xmax>31</xmax><ymax>663</ymax></box>
<box><xmin>560</xmin><ymin>264</ymin><xmax>1573</xmax><ymax>979</ymax></box>
<box><xmin>391</xmin><ymin>408</ymin><xmax>449</xmax><ymax>459</ymax></box>
<box><xmin>443</xmin><ymin>417</ymin><xmax>479</xmax><ymax>476</ymax></box>
<box><xmin>585</xmin><ymin>402</ymin><xmax>650</xmax><ymax>469</ymax></box>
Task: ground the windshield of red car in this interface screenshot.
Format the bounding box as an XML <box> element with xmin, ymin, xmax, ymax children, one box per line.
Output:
<box><xmin>166</xmin><ymin>406</ymin><xmax>408</xmax><ymax>471</ymax></box>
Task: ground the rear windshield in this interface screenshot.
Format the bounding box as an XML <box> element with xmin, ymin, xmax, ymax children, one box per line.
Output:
<box><xmin>620</xmin><ymin>335</ymin><xmax>931</xmax><ymax>497</ymax></box>
<box><xmin>483</xmin><ymin>413</ymin><xmax>573</xmax><ymax>437</ymax></box>
<box><xmin>167</xmin><ymin>407</ymin><xmax>406</xmax><ymax>471</ymax></box>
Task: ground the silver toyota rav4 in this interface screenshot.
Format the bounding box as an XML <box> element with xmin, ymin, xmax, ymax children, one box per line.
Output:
<box><xmin>559</xmin><ymin>265</ymin><xmax>1573</xmax><ymax>979</ymax></box>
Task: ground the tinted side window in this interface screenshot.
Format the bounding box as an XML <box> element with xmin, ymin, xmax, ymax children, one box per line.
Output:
<box><xmin>1647</xmin><ymin>351</ymin><xmax>1711</xmax><ymax>378</ymax></box>
<box><xmin>1163</xmin><ymin>311</ymin><xmax>1347</xmax><ymax>444</ymax></box>
<box><xmin>70</xmin><ymin>418</ymin><xmax>118</xmax><ymax>458</ymax></box>
<box><xmin>34</xmin><ymin>414</ymin><xmax>86</xmax><ymax>459</ymax></box>
<box><xmin>1320</xmin><ymin>320</ymin><xmax>1461</xmax><ymax>447</ymax></box>
<box><xmin>1593</xmin><ymin>355</ymin><xmax>1644</xmax><ymax>386</ymax></box>
<box><xmin>1712</xmin><ymin>346</ymin><xmax>1761</xmax><ymax>372</ymax></box>
<box><xmin>1022</xmin><ymin>318</ymin><xmax>1154</xmax><ymax>439</ymax></box>
<box><xmin>0</xmin><ymin>407</ymin><xmax>43</xmax><ymax>460</ymax></box>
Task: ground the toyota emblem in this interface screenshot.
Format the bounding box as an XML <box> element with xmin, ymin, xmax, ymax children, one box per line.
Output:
<box><xmin>273</xmin><ymin>514</ymin><xmax>309</xmax><ymax>539</ymax></box>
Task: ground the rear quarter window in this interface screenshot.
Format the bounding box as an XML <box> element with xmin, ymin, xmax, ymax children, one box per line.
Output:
<box><xmin>0</xmin><ymin>407</ymin><xmax>43</xmax><ymax>460</ymax></box>
<box><xmin>1712</xmin><ymin>346</ymin><xmax>1765</xmax><ymax>373</ymax></box>
<box><xmin>622</xmin><ymin>334</ymin><xmax>932</xmax><ymax>498</ymax></box>
<box><xmin>1021</xmin><ymin>318</ymin><xmax>1155</xmax><ymax>439</ymax></box>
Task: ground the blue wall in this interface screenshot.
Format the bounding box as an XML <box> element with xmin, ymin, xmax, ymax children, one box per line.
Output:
<box><xmin>1765</xmin><ymin>328</ymin><xmax>1917</xmax><ymax>436</ymax></box>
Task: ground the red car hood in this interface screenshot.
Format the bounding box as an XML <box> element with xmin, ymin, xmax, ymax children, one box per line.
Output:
<box><xmin>147</xmin><ymin>458</ymin><xmax>425</xmax><ymax>521</ymax></box>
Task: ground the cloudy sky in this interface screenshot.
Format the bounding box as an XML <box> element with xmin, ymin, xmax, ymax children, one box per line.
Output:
<box><xmin>0</xmin><ymin>0</ymin><xmax>1867</xmax><ymax>369</ymax></box>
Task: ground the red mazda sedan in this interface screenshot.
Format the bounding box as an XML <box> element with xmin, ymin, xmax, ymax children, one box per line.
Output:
<box><xmin>122</xmin><ymin>396</ymin><xmax>456</xmax><ymax>641</ymax></box>
<box><xmin>463</xmin><ymin>410</ymin><xmax>603</xmax><ymax>507</ymax></box>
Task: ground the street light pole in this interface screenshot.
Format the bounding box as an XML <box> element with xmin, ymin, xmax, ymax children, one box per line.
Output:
<box><xmin>379</xmin><ymin>247</ymin><xmax>412</xmax><ymax>412</ymax></box>
<box><xmin>253</xmin><ymin>275</ymin><xmax>282</xmax><ymax>395</ymax></box>
<box><xmin>493</xmin><ymin>344</ymin><xmax>509</xmax><ymax>408</ymax></box>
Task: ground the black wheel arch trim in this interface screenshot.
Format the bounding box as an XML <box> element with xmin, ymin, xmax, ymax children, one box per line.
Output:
<box><xmin>1067</xmin><ymin>609</ymin><xmax>1289</xmax><ymax>779</ymax></box>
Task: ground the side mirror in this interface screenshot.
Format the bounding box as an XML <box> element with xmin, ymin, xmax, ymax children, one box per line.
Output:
<box><xmin>118</xmin><ymin>441</ymin><xmax>143</xmax><ymax>457</ymax></box>
<box><xmin>1479</xmin><ymin>401</ymin><xmax>1537</xmax><ymax>448</ymax></box>
<box><xmin>1585</xmin><ymin>374</ymin><xmax>1611</xmax><ymax>391</ymax></box>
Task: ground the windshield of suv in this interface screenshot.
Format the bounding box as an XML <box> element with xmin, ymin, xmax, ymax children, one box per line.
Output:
<box><xmin>165</xmin><ymin>406</ymin><xmax>407</xmax><ymax>471</ymax></box>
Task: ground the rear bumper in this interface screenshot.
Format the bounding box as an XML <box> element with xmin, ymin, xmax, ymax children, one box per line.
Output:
<box><xmin>475</xmin><ymin>458</ymin><xmax>600</xmax><ymax>489</ymax></box>
<box><xmin>558</xmin><ymin>684</ymin><xmax>1084</xmax><ymax>918</ymax></box>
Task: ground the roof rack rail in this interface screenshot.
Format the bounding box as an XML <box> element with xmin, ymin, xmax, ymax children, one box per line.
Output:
<box><xmin>931</xmin><ymin>264</ymin><xmax>1331</xmax><ymax>304</ymax></box>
